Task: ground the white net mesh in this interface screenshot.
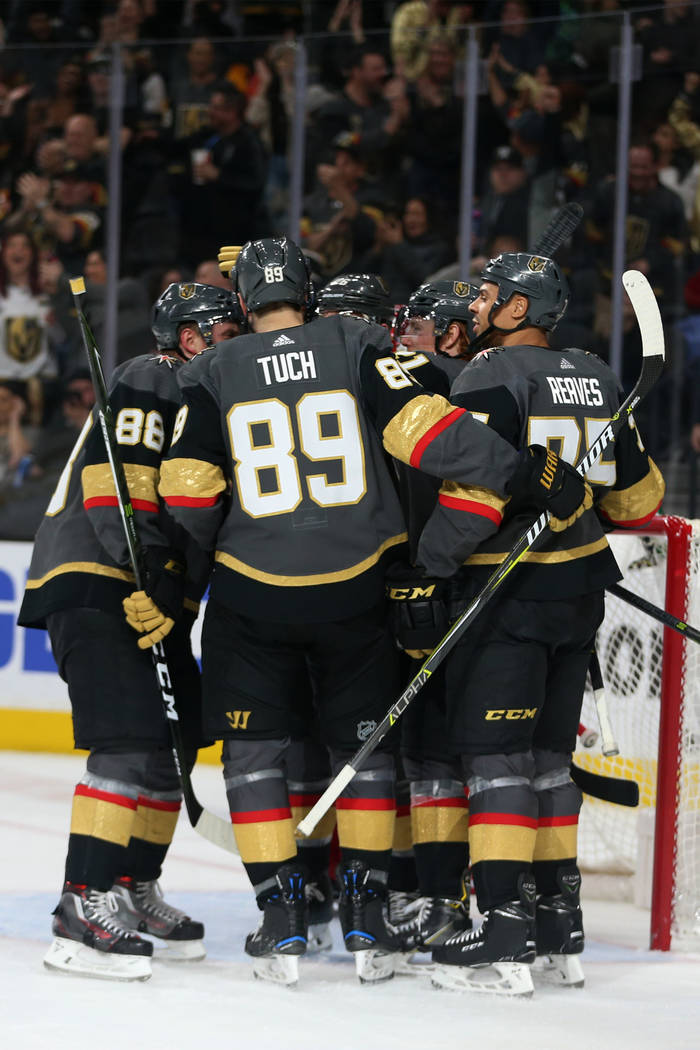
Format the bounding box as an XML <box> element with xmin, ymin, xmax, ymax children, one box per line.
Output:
<box><xmin>576</xmin><ymin>520</ymin><xmax>700</xmax><ymax>948</ymax></box>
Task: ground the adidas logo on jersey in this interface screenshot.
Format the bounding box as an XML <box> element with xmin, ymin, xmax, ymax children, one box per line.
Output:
<box><xmin>272</xmin><ymin>333</ymin><xmax>295</xmax><ymax>347</ymax></box>
<box><xmin>560</xmin><ymin>357</ymin><xmax>575</xmax><ymax>370</ymax></box>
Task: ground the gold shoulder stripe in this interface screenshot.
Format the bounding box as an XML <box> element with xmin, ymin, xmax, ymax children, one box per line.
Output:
<box><xmin>82</xmin><ymin>462</ymin><xmax>159</xmax><ymax>505</ymax></box>
<box><xmin>215</xmin><ymin>533</ymin><xmax>407</xmax><ymax>587</ymax></box>
<box><xmin>382</xmin><ymin>393</ymin><xmax>454</xmax><ymax>463</ymax></box>
<box><xmin>159</xmin><ymin>458</ymin><xmax>227</xmax><ymax>500</ymax></box>
<box><xmin>25</xmin><ymin>561</ymin><xmax>135</xmax><ymax>589</ymax></box>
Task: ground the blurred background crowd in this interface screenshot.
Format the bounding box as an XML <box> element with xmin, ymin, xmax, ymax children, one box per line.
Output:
<box><xmin>0</xmin><ymin>0</ymin><xmax>699</xmax><ymax>540</ymax></box>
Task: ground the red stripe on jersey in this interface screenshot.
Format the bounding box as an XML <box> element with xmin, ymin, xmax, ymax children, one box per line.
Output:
<box><xmin>599</xmin><ymin>504</ymin><xmax>661</xmax><ymax>529</ymax></box>
<box><xmin>74</xmin><ymin>784</ymin><xmax>138</xmax><ymax>810</ymax></box>
<box><xmin>538</xmin><ymin>815</ymin><xmax>578</xmax><ymax>827</ymax></box>
<box><xmin>230</xmin><ymin>807</ymin><xmax>292</xmax><ymax>824</ymax></box>
<box><xmin>136</xmin><ymin>796</ymin><xmax>182</xmax><ymax>812</ymax></box>
<box><xmin>411</xmin><ymin>796</ymin><xmax>468</xmax><ymax>809</ymax></box>
<box><xmin>335</xmin><ymin>797</ymin><xmax>395</xmax><ymax>811</ymax></box>
<box><xmin>83</xmin><ymin>496</ymin><xmax>159</xmax><ymax>513</ymax></box>
<box><xmin>469</xmin><ymin>812</ymin><xmax>538</xmax><ymax>830</ymax></box>
<box><xmin>288</xmin><ymin>793</ymin><xmax>321</xmax><ymax>807</ymax></box>
<box><xmin>438</xmin><ymin>493</ymin><xmax>503</xmax><ymax>525</ymax></box>
<box><xmin>409</xmin><ymin>408</ymin><xmax>465</xmax><ymax>469</ymax></box>
<box><xmin>163</xmin><ymin>494</ymin><xmax>220</xmax><ymax>508</ymax></box>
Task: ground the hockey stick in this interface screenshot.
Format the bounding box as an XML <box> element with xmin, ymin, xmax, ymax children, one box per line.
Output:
<box><xmin>570</xmin><ymin>762</ymin><xmax>639</xmax><ymax>807</ymax></box>
<box><xmin>69</xmin><ymin>278</ymin><xmax>238</xmax><ymax>855</ymax></box>
<box><xmin>607</xmin><ymin>582</ymin><xmax>700</xmax><ymax>644</ymax></box>
<box><xmin>297</xmin><ymin>269</ymin><xmax>664</xmax><ymax>837</ymax></box>
<box><xmin>532</xmin><ymin>202</ymin><xmax>584</xmax><ymax>256</ymax></box>
<box><xmin>589</xmin><ymin>646</ymin><xmax>619</xmax><ymax>756</ymax></box>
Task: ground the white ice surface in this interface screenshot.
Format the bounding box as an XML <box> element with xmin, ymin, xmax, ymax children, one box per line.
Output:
<box><xmin>1</xmin><ymin>751</ymin><xmax>699</xmax><ymax>1050</ymax></box>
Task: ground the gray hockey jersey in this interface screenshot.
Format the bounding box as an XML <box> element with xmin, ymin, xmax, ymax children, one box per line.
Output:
<box><xmin>159</xmin><ymin>314</ymin><xmax>522</xmax><ymax>621</ymax></box>
<box><xmin>418</xmin><ymin>343</ymin><xmax>665</xmax><ymax>597</ymax></box>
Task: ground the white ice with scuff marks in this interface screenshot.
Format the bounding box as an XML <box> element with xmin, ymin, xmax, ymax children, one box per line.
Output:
<box><xmin>1</xmin><ymin>751</ymin><xmax>699</xmax><ymax>1050</ymax></box>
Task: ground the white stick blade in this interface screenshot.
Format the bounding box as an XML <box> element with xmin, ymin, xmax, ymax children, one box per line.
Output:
<box><xmin>622</xmin><ymin>270</ymin><xmax>665</xmax><ymax>361</ymax></box>
<box><xmin>195</xmin><ymin>809</ymin><xmax>239</xmax><ymax>853</ymax></box>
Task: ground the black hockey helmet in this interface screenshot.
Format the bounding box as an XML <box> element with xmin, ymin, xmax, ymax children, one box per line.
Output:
<box><xmin>480</xmin><ymin>252</ymin><xmax>569</xmax><ymax>332</ymax></box>
<box><xmin>316</xmin><ymin>273</ymin><xmax>394</xmax><ymax>325</ymax></box>
<box><xmin>402</xmin><ymin>279</ymin><xmax>476</xmax><ymax>337</ymax></box>
<box><xmin>233</xmin><ymin>236</ymin><xmax>314</xmax><ymax>319</ymax></box>
<box><xmin>151</xmin><ymin>282</ymin><xmax>241</xmax><ymax>350</ymax></box>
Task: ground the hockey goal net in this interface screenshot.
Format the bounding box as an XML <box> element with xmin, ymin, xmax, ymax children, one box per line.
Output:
<box><xmin>577</xmin><ymin>515</ymin><xmax>700</xmax><ymax>950</ymax></box>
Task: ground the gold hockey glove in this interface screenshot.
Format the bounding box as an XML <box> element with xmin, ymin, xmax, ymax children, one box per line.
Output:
<box><xmin>123</xmin><ymin>548</ymin><xmax>185</xmax><ymax>649</ymax></box>
<box><xmin>218</xmin><ymin>245</ymin><xmax>242</xmax><ymax>278</ymax></box>
<box><xmin>123</xmin><ymin>591</ymin><xmax>175</xmax><ymax>649</ymax></box>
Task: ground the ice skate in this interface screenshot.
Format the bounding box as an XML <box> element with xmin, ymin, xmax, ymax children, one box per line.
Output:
<box><xmin>306</xmin><ymin>872</ymin><xmax>334</xmax><ymax>953</ymax></box>
<box><xmin>44</xmin><ymin>883</ymin><xmax>152</xmax><ymax>982</ymax></box>
<box><xmin>337</xmin><ymin>861</ymin><xmax>400</xmax><ymax>984</ymax></box>
<box><xmin>392</xmin><ymin>895</ymin><xmax>471</xmax><ymax>976</ymax></box>
<box><xmin>111</xmin><ymin>876</ymin><xmax>205</xmax><ymax>961</ymax></box>
<box><xmin>431</xmin><ymin>876</ymin><xmax>536</xmax><ymax>998</ymax></box>
<box><xmin>533</xmin><ymin>871</ymin><xmax>585</xmax><ymax>988</ymax></box>
<box><xmin>245</xmin><ymin>864</ymin><xmax>308</xmax><ymax>986</ymax></box>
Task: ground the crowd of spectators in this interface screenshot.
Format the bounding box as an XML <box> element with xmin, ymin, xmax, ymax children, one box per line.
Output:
<box><xmin>0</xmin><ymin>0</ymin><xmax>699</xmax><ymax>538</ymax></box>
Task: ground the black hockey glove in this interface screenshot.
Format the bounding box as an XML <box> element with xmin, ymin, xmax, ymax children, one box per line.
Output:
<box><xmin>123</xmin><ymin>548</ymin><xmax>185</xmax><ymax>650</ymax></box>
<box><xmin>386</xmin><ymin>563</ymin><xmax>449</xmax><ymax>659</ymax></box>
<box><xmin>508</xmin><ymin>444</ymin><xmax>593</xmax><ymax>532</ymax></box>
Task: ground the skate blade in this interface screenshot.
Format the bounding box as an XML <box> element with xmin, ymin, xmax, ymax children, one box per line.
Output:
<box><xmin>152</xmin><ymin>938</ymin><xmax>206</xmax><ymax>962</ymax></box>
<box><xmin>431</xmin><ymin>960</ymin><xmax>534</xmax><ymax>998</ymax></box>
<box><xmin>252</xmin><ymin>954</ymin><xmax>299</xmax><ymax>986</ymax></box>
<box><xmin>43</xmin><ymin>937</ymin><xmax>152</xmax><ymax>982</ymax></box>
<box><xmin>306</xmin><ymin>922</ymin><xmax>333</xmax><ymax>953</ymax></box>
<box><xmin>532</xmin><ymin>953</ymin><xmax>585</xmax><ymax>988</ymax></box>
<box><xmin>354</xmin><ymin>949</ymin><xmax>395</xmax><ymax>984</ymax></box>
<box><xmin>394</xmin><ymin>951</ymin><xmax>434</xmax><ymax>978</ymax></box>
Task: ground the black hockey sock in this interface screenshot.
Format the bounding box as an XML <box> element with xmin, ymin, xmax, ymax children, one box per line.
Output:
<box><xmin>414</xmin><ymin>841</ymin><xmax>469</xmax><ymax>899</ymax></box>
<box><xmin>296</xmin><ymin>841</ymin><xmax>331</xmax><ymax>883</ymax></box>
<box><xmin>388</xmin><ymin>851</ymin><xmax>419</xmax><ymax>893</ymax></box>
<box><xmin>339</xmin><ymin>846</ymin><xmax>392</xmax><ymax>885</ymax></box>
<box><xmin>120</xmin><ymin>837</ymin><xmax>168</xmax><ymax>882</ymax></box>
<box><xmin>64</xmin><ymin>833</ymin><xmax>128</xmax><ymax>892</ymax></box>
<box><xmin>472</xmin><ymin>859</ymin><xmax>533</xmax><ymax>914</ymax></box>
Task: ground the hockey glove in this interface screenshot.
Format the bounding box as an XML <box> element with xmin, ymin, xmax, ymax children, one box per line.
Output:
<box><xmin>123</xmin><ymin>548</ymin><xmax>185</xmax><ymax>650</ymax></box>
<box><xmin>386</xmin><ymin>563</ymin><xmax>449</xmax><ymax>659</ymax></box>
<box><xmin>508</xmin><ymin>444</ymin><xmax>593</xmax><ymax>532</ymax></box>
<box><xmin>218</xmin><ymin>245</ymin><xmax>242</xmax><ymax>278</ymax></box>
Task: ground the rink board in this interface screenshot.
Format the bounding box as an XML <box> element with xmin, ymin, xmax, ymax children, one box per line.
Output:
<box><xmin>0</xmin><ymin>540</ymin><xmax>220</xmax><ymax>762</ymax></box>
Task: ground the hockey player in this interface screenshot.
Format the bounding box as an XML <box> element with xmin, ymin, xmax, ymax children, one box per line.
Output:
<box><xmin>17</xmin><ymin>282</ymin><xmax>241</xmax><ymax>981</ymax></box>
<box><xmin>387</xmin><ymin>278</ymin><xmax>480</xmax><ymax>963</ymax></box>
<box><xmin>408</xmin><ymin>252</ymin><xmax>664</xmax><ymax>996</ymax></box>
<box><xmin>315</xmin><ymin>272</ymin><xmax>396</xmax><ymax>328</ymax></box>
<box><xmin>152</xmin><ymin>236</ymin><xmax>591</xmax><ymax>987</ymax></box>
<box><xmin>397</xmin><ymin>279</ymin><xmax>476</xmax><ymax>371</ymax></box>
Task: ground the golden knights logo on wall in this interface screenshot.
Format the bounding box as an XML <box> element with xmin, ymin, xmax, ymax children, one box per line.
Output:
<box><xmin>179</xmin><ymin>284</ymin><xmax>196</xmax><ymax>299</ymax></box>
<box><xmin>5</xmin><ymin>317</ymin><xmax>42</xmax><ymax>363</ymax></box>
<box><xmin>453</xmin><ymin>281</ymin><xmax>471</xmax><ymax>297</ymax></box>
<box><xmin>527</xmin><ymin>256</ymin><xmax>547</xmax><ymax>272</ymax></box>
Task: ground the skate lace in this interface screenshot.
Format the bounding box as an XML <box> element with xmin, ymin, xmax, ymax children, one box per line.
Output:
<box><xmin>392</xmin><ymin>895</ymin><xmax>431</xmax><ymax>934</ymax></box>
<box><xmin>133</xmin><ymin>880</ymin><xmax>186</xmax><ymax>924</ymax></box>
<box><xmin>84</xmin><ymin>890</ymin><xmax>136</xmax><ymax>936</ymax></box>
<box><xmin>387</xmin><ymin>891</ymin><xmax>422</xmax><ymax>924</ymax></box>
<box><xmin>306</xmin><ymin>881</ymin><xmax>327</xmax><ymax>904</ymax></box>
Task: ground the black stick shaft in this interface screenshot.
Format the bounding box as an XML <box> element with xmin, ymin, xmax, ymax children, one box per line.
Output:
<box><xmin>608</xmin><ymin>582</ymin><xmax>700</xmax><ymax>644</ymax></box>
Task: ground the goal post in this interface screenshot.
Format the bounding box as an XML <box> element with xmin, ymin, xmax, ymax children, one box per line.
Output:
<box><xmin>576</xmin><ymin>515</ymin><xmax>700</xmax><ymax>951</ymax></box>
